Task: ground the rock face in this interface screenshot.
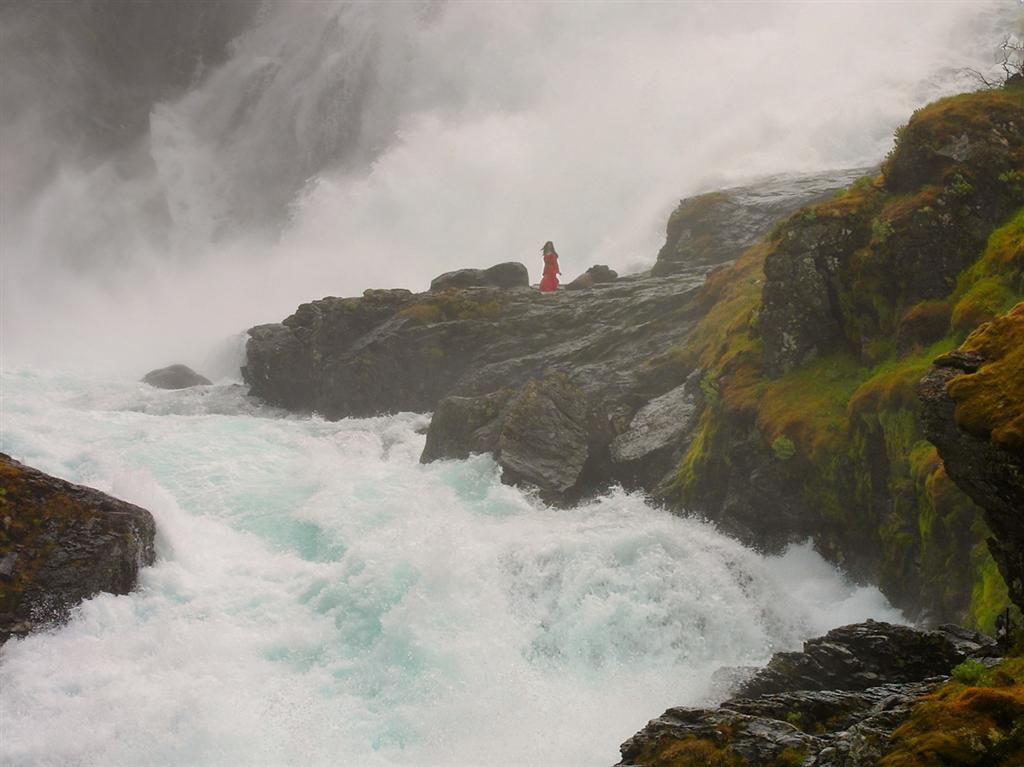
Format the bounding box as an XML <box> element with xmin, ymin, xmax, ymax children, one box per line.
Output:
<box><xmin>667</xmin><ymin>87</ymin><xmax>1024</xmax><ymax>626</ymax></box>
<box><xmin>0</xmin><ymin>453</ymin><xmax>157</xmax><ymax>643</ymax></box>
<box><xmin>429</xmin><ymin>261</ymin><xmax>530</xmax><ymax>291</ymax></box>
<box><xmin>142</xmin><ymin>363</ymin><xmax>212</xmax><ymax>389</ymax></box>
<box><xmin>245</xmin><ymin>268</ymin><xmax>712</xmax><ymax>496</ymax></box>
<box><xmin>918</xmin><ymin>303</ymin><xmax>1024</xmax><ymax>611</ymax></box>
<box><xmin>760</xmin><ymin>91</ymin><xmax>1024</xmax><ymax>375</ymax></box>
<box><xmin>423</xmin><ymin>375</ymin><xmax>613</xmax><ymax>502</ymax></box>
<box><xmin>618</xmin><ymin>620</ymin><xmax>996</xmax><ymax>767</ymax></box>
<box><xmin>651</xmin><ymin>168</ymin><xmax>870</xmax><ymax>276</ymax></box>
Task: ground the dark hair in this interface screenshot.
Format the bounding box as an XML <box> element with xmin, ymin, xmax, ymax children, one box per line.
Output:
<box><xmin>542</xmin><ymin>241</ymin><xmax>555</xmax><ymax>255</ymax></box>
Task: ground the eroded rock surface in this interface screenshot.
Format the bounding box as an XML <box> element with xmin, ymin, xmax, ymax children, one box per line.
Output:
<box><xmin>0</xmin><ymin>454</ymin><xmax>156</xmax><ymax>643</ymax></box>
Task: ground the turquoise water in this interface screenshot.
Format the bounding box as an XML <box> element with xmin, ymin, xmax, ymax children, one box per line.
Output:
<box><xmin>0</xmin><ymin>370</ymin><xmax>903</xmax><ymax>767</ymax></box>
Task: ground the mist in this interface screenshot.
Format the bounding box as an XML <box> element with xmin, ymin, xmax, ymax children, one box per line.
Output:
<box><xmin>1</xmin><ymin>0</ymin><xmax>1016</xmax><ymax>375</ymax></box>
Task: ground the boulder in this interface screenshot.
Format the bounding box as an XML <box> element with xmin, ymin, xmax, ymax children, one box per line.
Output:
<box><xmin>565</xmin><ymin>264</ymin><xmax>618</xmax><ymax>291</ymax></box>
<box><xmin>141</xmin><ymin>363</ymin><xmax>212</xmax><ymax>389</ymax></box>
<box><xmin>429</xmin><ymin>262</ymin><xmax>529</xmax><ymax>291</ymax></box>
<box><xmin>422</xmin><ymin>375</ymin><xmax>611</xmax><ymax>503</ymax></box>
<box><xmin>0</xmin><ymin>454</ymin><xmax>156</xmax><ymax>643</ymax></box>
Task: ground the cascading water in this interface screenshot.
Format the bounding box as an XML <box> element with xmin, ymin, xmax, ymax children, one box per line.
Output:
<box><xmin>0</xmin><ymin>373</ymin><xmax>903</xmax><ymax>767</ymax></box>
<box><xmin>2</xmin><ymin>1</ymin><xmax>1013</xmax><ymax>371</ymax></box>
<box><xmin>1</xmin><ymin>2</ymin><xmax>1019</xmax><ymax>765</ymax></box>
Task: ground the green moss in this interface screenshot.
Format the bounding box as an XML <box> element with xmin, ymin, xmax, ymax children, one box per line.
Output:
<box><xmin>398</xmin><ymin>290</ymin><xmax>507</xmax><ymax>324</ymax></box>
<box><xmin>970</xmin><ymin>539</ymin><xmax>1011</xmax><ymax>632</ymax></box>
<box><xmin>947</xmin><ymin>303</ymin><xmax>1024</xmax><ymax>452</ymax></box>
<box><xmin>771</xmin><ymin>436</ymin><xmax>796</xmax><ymax>461</ymax></box>
<box><xmin>952</xmin><ymin>659</ymin><xmax>988</xmax><ymax>686</ymax></box>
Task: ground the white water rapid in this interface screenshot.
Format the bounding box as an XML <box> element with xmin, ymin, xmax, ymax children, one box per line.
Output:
<box><xmin>0</xmin><ymin>372</ymin><xmax>902</xmax><ymax>767</ymax></box>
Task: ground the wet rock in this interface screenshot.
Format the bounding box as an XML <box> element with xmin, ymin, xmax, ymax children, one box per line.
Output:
<box><xmin>918</xmin><ymin>304</ymin><xmax>1024</xmax><ymax>611</ymax></box>
<box><xmin>0</xmin><ymin>453</ymin><xmax>156</xmax><ymax>644</ymax></box>
<box><xmin>733</xmin><ymin>620</ymin><xmax>969</xmax><ymax>698</ymax></box>
<box><xmin>245</xmin><ymin>268</ymin><xmax>711</xmax><ymax>501</ymax></box>
<box><xmin>429</xmin><ymin>262</ymin><xmax>529</xmax><ymax>291</ymax></box>
<box><xmin>651</xmin><ymin>168</ymin><xmax>870</xmax><ymax>276</ymax></box>
<box><xmin>423</xmin><ymin>376</ymin><xmax>611</xmax><ymax>503</ymax></box>
<box><xmin>617</xmin><ymin>620</ymin><xmax>991</xmax><ymax>767</ymax></box>
<box><xmin>497</xmin><ymin>376</ymin><xmax>607</xmax><ymax>501</ymax></box>
<box><xmin>608</xmin><ymin>373</ymin><xmax>702</xmax><ymax>489</ymax></box>
<box><xmin>421</xmin><ymin>389</ymin><xmax>514</xmax><ymax>461</ymax></box>
<box><xmin>565</xmin><ymin>264</ymin><xmax>618</xmax><ymax>290</ymax></box>
<box><xmin>618</xmin><ymin>708</ymin><xmax>822</xmax><ymax>767</ymax></box>
<box><xmin>141</xmin><ymin>363</ymin><xmax>212</xmax><ymax>389</ymax></box>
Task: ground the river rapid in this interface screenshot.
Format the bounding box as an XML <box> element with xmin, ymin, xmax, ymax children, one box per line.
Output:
<box><xmin>0</xmin><ymin>369</ymin><xmax>902</xmax><ymax>767</ymax></box>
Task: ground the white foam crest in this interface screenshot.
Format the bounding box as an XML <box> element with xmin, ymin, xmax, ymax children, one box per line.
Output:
<box><xmin>1</xmin><ymin>371</ymin><xmax>902</xmax><ymax>767</ymax></box>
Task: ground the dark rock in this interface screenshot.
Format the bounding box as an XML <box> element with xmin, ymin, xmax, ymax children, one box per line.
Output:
<box><xmin>423</xmin><ymin>376</ymin><xmax>612</xmax><ymax>503</ymax></box>
<box><xmin>733</xmin><ymin>620</ymin><xmax>967</xmax><ymax>698</ymax></box>
<box><xmin>429</xmin><ymin>262</ymin><xmax>529</xmax><ymax>291</ymax></box>
<box><xmin>617</xmin><ymin>620</ymin><xmax>989</xmax><ymax>767</ymax></box>
<box><xmin>565</xmin><ymin>264</ymin><xmax>618</xmax><ymax>291</ymax></box>
<box><xmin>421</xmin><ymin>389</ymin><xmax>514</xmax><ymax>461</ymax></box>
<box><xmin>244</xmin><ymin>269</ymin><xmax>711</xmax><ymax>500</ymax></box>
<box><xmin>0</xmin><ymin>453</ymin><xmax>156</xmax><ymax>644</ymax></box>
<box><xmin>609</xmin><ymin>371</ymin><xmax>702</xmax><ymax>491</ymax></box>
<box><xmin>141</xmin><ymin>363</ymin><xmax>212</xmax><ymax>389</ymax></box>
<box><xmin>918</xmin><ymin>304</ymin><xmax>1024</xmax><ymax>611</ymax></box>
<box><xmin>760</xmin><ymin>213</ymin><xmax>867</xmax><ymax>375</ymax></box>
<box><xmin>618</xmin><ymin>708</ymin><xmax>822</xmax><ymax>767</ymax></box>
<box><xmin>651</xmin><ymin>168</ymin><xmax>871</xmax><ymax>276</ymax></box>
<box><xmin>497</xmin><ymin>376</ymin><xmax>610</xmax><ymax>501</ymax></box>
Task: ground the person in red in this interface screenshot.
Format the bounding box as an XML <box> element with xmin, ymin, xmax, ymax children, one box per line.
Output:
<box><xmin>539</xmin><ymin>240</ymin><xmax>561</xmax><ymax>292</ymax></box>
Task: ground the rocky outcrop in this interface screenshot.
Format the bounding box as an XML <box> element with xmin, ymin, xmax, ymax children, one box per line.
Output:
<box><xmin>141</xmin><ymin>363</ymin><xmax>212</xmax><ymax>389</ymax></box>
<box><xmin>729</xmin><ymin>621</ymin><xmax>990</xmax><ymax>699</ymax></box>
<box><xmin>565</xmin><ymin>264</ymin><xmax>618</xmax><ymax>290</ymax></box>
<box><xmin>668</xmin><ymin>87</ymin><xmax>1024</xmax><ymax>626</ymax></box>
<box><xmin>918</xmin><ymin>303</ymin><xmax>1024</xmax><ymax>611</ymax></box>
<box><xmin>429</xmin><ymin>261</ymin><xmax>530</xmax><ymax>291</ymax></box>
<box><xmin>617</xmin><ymin>620</ymin><xmax>997</xmax><ymax>767</ymax></box>
<box><xmin>0</xmin><ymin>453</ymin><xmax>156</xmax><ymax>643</ymax></box>
<box><xmin>760</xmin><ymin>90</ymin><xmax>1024</xmax><ymax>375</ymax></box>
<box><xmin>651</xmin><ymin>168</ymin><xmax>870</xmax><ymax>276</ymax></box>
<box><xmin>245</xmin><ymin>268</ymin><xmax>712</xmax><ymax>495</ymax></box>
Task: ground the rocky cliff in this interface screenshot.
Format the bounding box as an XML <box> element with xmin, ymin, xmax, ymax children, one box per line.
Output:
<box><xmin>666</xmin><ymin>84</ymin><xmax>1023</xmax><ymax>626</ymax></box>
<box><xmin>0</xmin><ymin>454</ymin><xmax>156</xmax><ymax>644</ymax></box>
<box><xmin>919</xmin><ymin>303</ymin><xmax>1024</xmax><ymax>613</ymax></box>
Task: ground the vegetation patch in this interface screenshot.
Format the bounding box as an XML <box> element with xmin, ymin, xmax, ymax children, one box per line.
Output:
<box><xmin>881</xmin><ymin>657</ymin><xmax>1024</xmax><ymax>767</ymax></box>
<box><xmin>947</xmin><ymin>303</ymin><xmax>1024</xmax><ymax>452</ymax></box>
